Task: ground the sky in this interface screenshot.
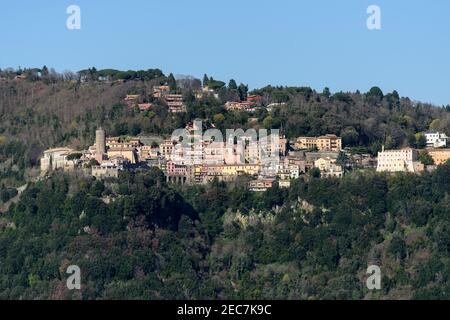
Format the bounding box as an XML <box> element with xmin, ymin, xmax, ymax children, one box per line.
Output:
<box><xmin>0</xmin><ymin>0</ymin><xmax>449</xmax><ymax>105</ymax></box>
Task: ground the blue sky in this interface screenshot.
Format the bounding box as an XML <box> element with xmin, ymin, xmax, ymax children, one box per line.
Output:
<box><xmin>0</xmin><ymin>0</ymin><xmax>449</xmax><ymax>105</ymax></box>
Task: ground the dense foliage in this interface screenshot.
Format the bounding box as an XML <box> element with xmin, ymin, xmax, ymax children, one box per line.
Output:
<box><xmin>0</xmin><ymin>164</ymin><xmax>449</xmax><ymax>299</ymax></box>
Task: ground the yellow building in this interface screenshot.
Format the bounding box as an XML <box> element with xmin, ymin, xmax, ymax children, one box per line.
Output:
<box><xmin>107</xmin><ymin>147</ymin><xmax>137</xmax><ymax>164</ymax></box>
<box><xmin>159</xmin><ymin>140</ymin><xmax>175</xmax><ymax>159</ymax></box>
<box><xmin>428</xmin><ymin>149</ymin><xmax>450</xmax><ymax>165</ymax></box>
<box><xmin>222</xmin><ymin>164</ymin><xmax>260</xmax><ymax>176</ymax></box>
<box><xmin>295</xmin><ymin>134</ymin><xmax>342</xmax><ymax>151</ymax></box>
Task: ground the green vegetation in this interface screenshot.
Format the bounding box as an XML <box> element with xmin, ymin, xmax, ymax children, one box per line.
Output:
<box><xmin>1</xmin><ymin>68</ymin><xmax>450</xmax><ymax>300</ymax></box>
<box><xmin>419</xmin><ymin>151</ymin><xmax>434</xmax><ymax>166</ymax></box>
<box><xmin>0</xmin><ymin>165</ymin><xmax>449</xmax><ymax>299</ymax></box>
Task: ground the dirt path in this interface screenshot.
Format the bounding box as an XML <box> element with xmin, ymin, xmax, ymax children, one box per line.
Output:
<box><xmin>0</xmin><ymin>184</ymin><xmax>27</xmax><ymax>213</ymax></box>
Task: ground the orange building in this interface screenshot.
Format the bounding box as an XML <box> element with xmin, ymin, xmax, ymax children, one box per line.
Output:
<box><xmin>295</xmin><ymin>134</ymin><xmax>342</xmax><ymax>152</ymax></box>
<box><xmin>428</xmin><ymin>149</ymin><xmax>450</xmax><ymax>165</ymax></box>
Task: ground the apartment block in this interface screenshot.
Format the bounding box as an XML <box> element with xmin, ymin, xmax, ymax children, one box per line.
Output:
<box><xmin>376</xmin><ymin>148</ymin><xmax>423</xmax><ymax>173</ymax></box>
<box><xmin>164</xmin><ymin>94</ymin><xmax>186</xmax><ymax>113</ymax></box>
<box><xmin>295</xmin><ymin>134</ymin><xmax>342</xmax><ymax>152</ymax></box>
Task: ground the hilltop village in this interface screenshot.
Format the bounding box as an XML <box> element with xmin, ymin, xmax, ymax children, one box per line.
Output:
<box><xmin>39</xmin><ymin>82</ymin><xmax>450</xmax><ymax>191</ymax></box>
<box><xmin>2</xmin><ymin>66</ymin><xmax>450</xmax><ymax>300</ymax></box>
<box><xmin>40</xmin><ymin>127</ymin><xmax>450</xmax><ymax>191</ymax></box>
<box><xmin>14</xmin><ymin>72</ymin><xmax>444</xmax><ymax>191</ymax></box>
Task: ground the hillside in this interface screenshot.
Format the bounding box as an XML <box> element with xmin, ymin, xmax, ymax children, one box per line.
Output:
<box><xmin>0</xmin><ymin>165</ymin><xmax>449</xmax><ymax>299</ymax></box>
<box><xmin>0</xmin><ymin>68</ymin><xmax>450</xmax><ymax>300</ymax></box>
<box><xmin>1</xmin><ymin>71</ymin><xmax>450</xmax><ymax>163</ymax></box>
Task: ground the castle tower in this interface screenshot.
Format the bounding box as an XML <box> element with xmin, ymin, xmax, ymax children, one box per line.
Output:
<box><xmin>95</xmin><ymin>127</ymin><xmax>106</xmax><ymax>162</ymax></box>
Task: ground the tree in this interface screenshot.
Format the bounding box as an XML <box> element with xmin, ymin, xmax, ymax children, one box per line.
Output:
<box><xmin>341</xmin><ymin>127</ymin><xmax>359</xmax><ymax>147</ymax></box>
<box><xmin>392</xmin><ymin>90</ymin><xmax>400</xmax><ymax>100</ymax></box>
<box><xmin>309</xmin><ymin>167</ymin><xmax>321</xmax><ymax>178</ymax></box>
<box><xmin>67</xmin><ymin>153</ymin><xmax>82</xmax><ymax>161</ymax></box>
<box><xmin>228</xmin><ymin>79</ymin><xmax>238</xmax><ymax>90</ymax></box>
<box><xmin>415</xmin><ymin>133</ymin><xmax>427</xmax><ymax>149</ymax></box>
<box><xmin>213</xmin><ymin>113</ymin><xmax>225</xmax><ymax>124</ymax></box>
<box><xmin>389</xmin><ymin>235</ymin><xmax>407</xmax><ymax>262</ymax></box>
<box><xmin>367</xmin><ymin>86</ymin><xmax>384</xmax><ymax>99</ymax></box>
<box><xmin>238</xmin><ymin>83</ymin><xmax>249</xmax><ymax>101</ymax></box>
<box><xmin>263</xmin><ymin>116</ymin><xmax>273</xmax><ymax>129</ymax></box>
<box><xmin>336</xmin><ymin>151</ymin><xmax>350</xmax><ymax>169</ymax></box>
<box><xmin>90</xmin><ymin>180</ymin><xmax>105</xmax><ymax>197</ymax></box>
<box><xmin>202</xmin><ymin>74</ymin><xmax>209</xmax><ymax>87</ymax></box>
<box><xmin>419</xmin><ymin>151</ymin><xmax>434</xmax><ymax>166</ymax></box>
<box><xmin>168</xmin><ymin>73</ymin><xmax>177</xmax><ymax>92</ymax></box>
<box><xmin>207</xmin><ymin>79</ymin><xmax>226</xmax><ymax>91</ymax></box>
<box><xmin>429</xmin><ymin>119</ymin><xmax>441</xmax><ymax>131</ymax></box>
<box><xmin>41</xmin><ymin>65</ymin><xmax>49</xmax><ymax>77</ymax></box>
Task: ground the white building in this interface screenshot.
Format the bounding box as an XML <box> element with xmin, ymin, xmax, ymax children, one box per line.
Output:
<box><xmin>40</xmin><ymin>148</ymin><xmax>76</xmax><ymax>173</ymax></box>
<box><xmin>376</xmin><ymin>148</ymin><xmax>423</xmax><ymax>173</ymax></box>
<box><xmin>314</xmin><ymin>157</ymin><xmax>344</xmax><ymax>178</ymax></box>
<box><xmin>424</xmin><ymin>130</ymin><xmax>448</xmax><ymax>148</ymax></box>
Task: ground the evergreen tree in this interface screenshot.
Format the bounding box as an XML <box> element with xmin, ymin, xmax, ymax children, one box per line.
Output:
<box><xmin>228</xmin><ymin>79</ymin><xmax>237</xmax><ymax>90</ymax></box>
<box><xmin>168</xmin><ymin>73</ymin><xmax>177</xmax><ymax>92</ymax></box>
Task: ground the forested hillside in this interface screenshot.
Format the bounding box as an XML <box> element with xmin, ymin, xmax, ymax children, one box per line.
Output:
<box><xmin>0</xmin><ymin>165</ymin><xmax>449</xmax><ymax>299</ymax></box>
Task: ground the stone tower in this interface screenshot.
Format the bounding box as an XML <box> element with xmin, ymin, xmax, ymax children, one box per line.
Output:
<box><xmin>96</xmin><ymin>127</ymin><xmax>106</xmax><ymax>156</ymax></box>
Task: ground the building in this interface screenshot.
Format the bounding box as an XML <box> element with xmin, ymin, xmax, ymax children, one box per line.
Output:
<box><xmin>304</xmin><ymin>151</ymin><xmax>339</xmax><ymax>163</ymax></box>
<box><xmin>284</xmin><ymin>155</ymin><xmax>307</xmax><ymax>174</ymax></box>
<box><xmin>278</xmin><ymin>180</ymin><xmax>291</xmax><ymax>188</ymax></box>
<box><xmin>225</xmin><ymin>101</ymin><xmax>254</xmax><ymax>111</ymax></box>
<box><xmin>139</xmin><ymin>145</ymin><xmax>159</xmax><ymax>161</ymax></box>
<box><xmin>124</xmin><ymin>94</ymin><xmax>140</xmax><ymax>102</ymax></box>
<box><xmin>103</xmin><ymin>137</ymin><xmax>140</xmax><ymax>164</ymax></box>
<box><xmin>376</xmin><ymin>148</ymin><xmax>423</xmax><ymax>173</ymax></box>
<box><xmin>350</xmin><ymin>153</ymin><xmax>378</xmax><ymax>169</ymax></box>
<box><xmin>107</xmin><ymin>147</ymin><xmax>138</xmax><ymax>164</ymax></box>
<box><xmin>238</xmin><ymin>133</ymin><xmax>287</xmax><ymax>164</ymax></box>
<box><xmin>164</xmin><ymin>94</ymin><xmax>186</xmax><ymax>113</ymax></box>
<box><xmin>92</xmin><ymin>164</ymin><xmax>119</xmax><ymax>179</ymax></box>
<box><xmin>40</xmin><ymin>148</ymin><xmax>76</xmax><ymax>173</ymax></box>
<box><xmin>266</xmin><ymin>102</ymin><xmax>287</xmax><ymax>112</ymax></box>
<box><xmin>95</xmin><ymin>127</ymin><xmax>107</xmax><ymax>163</ymax></box>
<box><xmin>138</xmin><ymin>103</ymin><xmax>153</xmax><ymax>112</ymax></box>
<box><xmin>153</xmin><ymin>85</ymin><xmax>170</xmax><ymax>98</ymax></box>
<box><xmin>295</xmin><ymin>134</ymin><xmax>342</xmax><ymax>152</ymax></box>
<box><xmin>248</xmin><ymin>179</ymin><xmax>275</xmax><ymax>192</ymax></box>
<box><xmin>166</xmin><ymin>161</ymin><xmax>193</xmax><ymax>184</ymax></box>
<box><xmin>424</xmin><ymin>130</ymin><xmax>448</xmax><ymax>148</ymax></box>
<box><xmin>276</xmin><ymin>163</ymin><xmax>300</xmax><ymax>180</ymax></box>
<box><xmin>314</xmin><ymin>157</ymin><xmax>344</xmax><ymax>178</ymax></box>
<box><xmin>428</xmin><ymin>149</ymin><xmax>450</xmax><ymax>165</ymax></box>
<box><xmin>221</xmin><ymin>164</ymin><xmax>260</xmax><ymax>176</ymax></box>
<box><xmin>159</xmin><ymin>139</ymin><xmax>176</xmax><ymax>160</ymax></box>
<box><xmin>246</xmin><ymin>95</ymin><xmax>263</xmax><ymax>105</ymax></box>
